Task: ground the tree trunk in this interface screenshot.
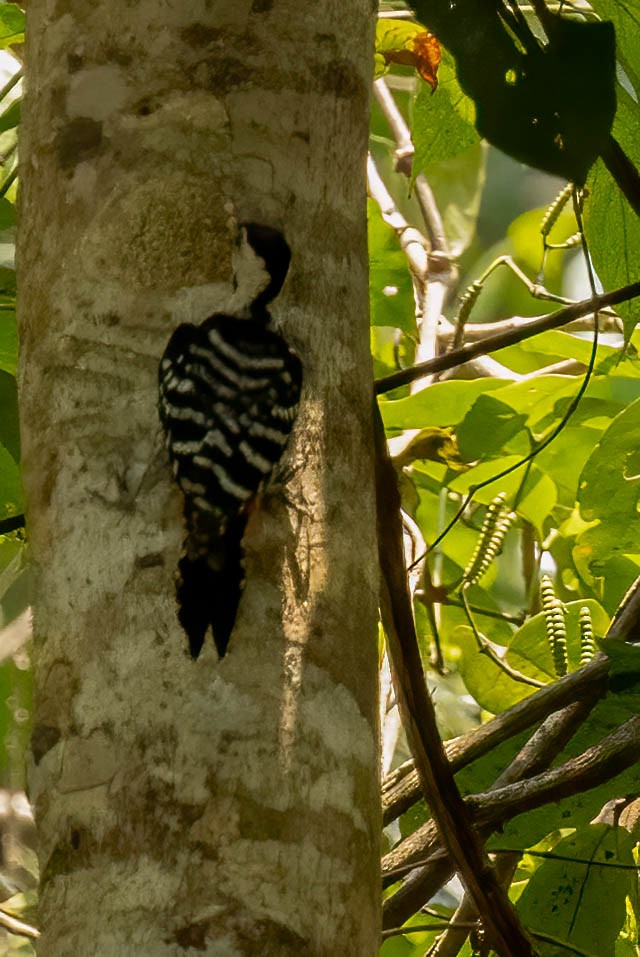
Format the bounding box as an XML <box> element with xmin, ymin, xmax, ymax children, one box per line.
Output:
<box><xmin>18</xmin><ymin>1</ymin><xmax>379</xmax><ymax>953</ymax></box>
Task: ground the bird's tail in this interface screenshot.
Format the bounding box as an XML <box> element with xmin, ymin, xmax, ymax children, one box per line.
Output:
<box><xmin>176</xmin><ymin>515</ymin><xmax>247</xmax><ymax>659</ymax></box>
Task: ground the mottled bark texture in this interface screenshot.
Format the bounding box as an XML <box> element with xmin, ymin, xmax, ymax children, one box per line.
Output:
<box><xmin>17</xmin><ymin>0</ymin><xmax>379</xmax><ymax>953</ymax></box>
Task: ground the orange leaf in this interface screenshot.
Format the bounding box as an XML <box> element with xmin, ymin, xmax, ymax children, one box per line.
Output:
<box><xmin>411</xmin><ymin>32</ymin><xmax>441</xmax><ymax>89</ymax></box>
<box><xmin>382</xmin><ymin>31</ymin><xmax>441</xmax><ymax>90</ymax></box>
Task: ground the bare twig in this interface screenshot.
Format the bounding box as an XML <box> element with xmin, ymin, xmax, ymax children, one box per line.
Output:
<box><xmin>382</xmin><ymin>919</ymin><xmax>478</xmax><ymax>941</ymax></box>
<box><xmin>0</xmin><ymin>909</ymin><xmax>39</xmax><ymax>940</ymax></box>
<box><xmin>437</xmin><ymin>311</ymin><xmax>621</xmax><ymax>345</ymax></box>
<box><xmin>384</xmin><ymin>698</ymin><xmax>596</xmax><ymax>882</ymax></box>
<box><xmin>375</xmin><ymin>281</ymin><xmax>640</xmax><ymax>394</ymax></box>
<box><xmin>373</xmin><ymin>77</ymin><xmax>450</xmax><ymax>255</ymax></box>
<box><xmin>372</xmin><ymin>79</ymin><xmax>522</xmax><ymax>387</ymax></box>
<box><xmin>472</xmin><ymin>715</ymin><xmax>640</xmax><ymax>824</ymax></box>
<box><xmin>383</xmin><ymin>653</ymin><xmax>609</xmax><ymax>825</ymax></box>
<box><xmin>367</xmin><ymin>153</ymin><xmax>430</xmax><ymax>281</ymax></box>
<box><xmin>382</xmin><ymin>711</ymin><xmax>640</xmax><ymax>929</ymax></box>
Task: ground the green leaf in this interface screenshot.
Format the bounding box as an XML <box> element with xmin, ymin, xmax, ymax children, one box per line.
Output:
<box><xmin>420</xmin><ymin>141</ymin><xmax>486</xmax><ymax>258</ymax></box>
<box><xmin>487</xmin><ymin>376</ymin><xmax>583</xmax><ymax>436</ymax></box>
<box><xmin>0</xmin><ymin>442</ymin><xmax>21</xmax><ymax>514</ymax></box>
<box><xmin>589</xmin><ymin>0</ymin><xmax>640</xmax><ymax>97</ymax></box>
<box><xmin>0</xmin><ymin>197</ymin><xmax>15</xmax><ymax>232</ymax></box>
<box><xmin>534</xmin><ymin>422</ymin><xmax>614</xmax><ymax>507</ymax></box>
<box><xmin>508</xmin><ymin>600</ymin><xmax>609</xmax><ymax>680</ymax></box>
<box><xmin>454</xmin><ymin>624</ymin><xmax>537</xmax><ymax>713</ymax></box>
<box><xmin>380</xmin><ymin>378</ymin><xmax>507</xmax><ymax>432</ymax></box>
<box><xmin>516</xmin><ymin>825</ymin><xmax>636</xmax><ymax>957</ymax></box>
<box><xmin>0</xmin><ymin>6</ymin><xmax>24</xmax><ymax>47</ymax></box>
<box><xmin>0</xmin><ymin>98</ymin><xmax>19</xmax><ymax>134</ymax></box>
<box><xmin>576</xmin><ymin>397</ymin><xmax>640</xmax><ymax>575</ymax></box>
<box><xmin>456</xmin><ymin>394</ymin><xmax>527</xmax><ymax>462</ymax></box>
<box><xmin>412</xmin><ymin>48</ymin><xmax>478</xmax><ymax>170</ymax></box>
<box><xmin>585</xmin><ymin>90</ymin><xmax>640</xmax><ymax>342</ymax></box>
<box><xmin>0</xmin><ymin>307</ymin><xmax>16</xmax><ymax>374</ymax></box>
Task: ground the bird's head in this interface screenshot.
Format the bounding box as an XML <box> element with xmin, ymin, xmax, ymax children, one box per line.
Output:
<box><xmin>240</xmin><ymin>222</ymin><xmax>291</xmax><ymax>317</ymax></box>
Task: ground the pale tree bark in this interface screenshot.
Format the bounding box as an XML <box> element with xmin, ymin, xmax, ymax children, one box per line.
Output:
<box><xmin>17</xmin><ymin>1</ymin><xmax>380</xmax><ymax>954</ymax></box>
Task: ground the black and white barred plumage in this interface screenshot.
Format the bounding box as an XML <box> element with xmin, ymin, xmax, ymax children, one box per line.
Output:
<box><xmin>158</xmin><ymin>225</ymin><xmax>302</xmax><ymax>658</ymax></box>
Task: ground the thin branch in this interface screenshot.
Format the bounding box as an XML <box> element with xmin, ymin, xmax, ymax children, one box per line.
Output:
<box><xmin>437</xmin><ymin>311</ymin><xmax>621</xmax><ymax>345</ymax></box>
<box><xmin>381</xmin><ymin>919</ymin><xmax>478</xmax><ymax>940</ymax></box>
<box><xmin>427</xmin><ymin>894</ymin><xmax>480</xmax><ymax>957</ymax></box>
<box><xmin>384</xmin><ymin>698</ymin><xmax>596</xmax><ymax>882</ymax></box>
<box><xmin>373</xmin><ymin>77</ymin><xmax>450</xmax><ymax>255</ymax></box>
<box><xmin>375</xmin><ymin>281</ymin><xmax>640</xmax><ymax>394</ymax></box>
<box><xmin>367</xmin><ymin>153</ymin><xmax>430</xmax><ymax>280</ymax></box>
<box><xmin>0</xmin><ymin>67</ymin><xmax>22</xmax><ymax>106</ymax></box>
<box><xmin>0</xmin><ymin>909</ymin><xmax>39</xmax><ymax>940</ymax></box>
<box><xmin>382</xmin><ymin>655</ymin><xmax>609</xmax><ymax>825</ymax></box>
<box><xmin>382</xmin><ymin>712</ymin><xmax>640</xmax><ymax>929</ymax></box>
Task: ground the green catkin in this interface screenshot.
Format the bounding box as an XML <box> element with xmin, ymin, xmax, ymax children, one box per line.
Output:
<box><xmin>540</xmin><ymin>183</ymin><xmax>573</xmax><ymax>240</ymax></box>
<box><xmin>455</xmin><ymin>279</ymin><xmax>483</xmax><ymax>330</ymax></box>
<box><xmin>579</xmin><ymin>605</ymin><xmax>596</xmax><ymax>665</ymax></box>
<box><xmin>540</xmin><ymin>576</ymin><xmax>568</xmax><ymax>677</ymax></box>
<box><xmin>462</xmin><ymin>494</ymin><xmax>515</xmax><ymax>585</ymax></box>
<box><xmin>545</xmin><ymin>231</ymin><xmax>582</xmax><ymax>250</ymax></box>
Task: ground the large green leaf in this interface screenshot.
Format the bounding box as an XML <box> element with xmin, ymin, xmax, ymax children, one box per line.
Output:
<box><xmin>576</xmin><ymin>397</ymin><xmax>640</xmax><ymax>576</ymax></box>
<box><xmin>0</xmin><ymin>308</ymin><xmax>16</xmax><ymax>375</ymax></box>
<box><xmin>0</xmin><ymin>442</ymin><xmax>21</xmax><ymax>515</ymax></box>
<box><xmin>590</xmin><ymin>0</ymin><xmax>640</xmax><ymax>97</ymax></box>
<box><xmin>0</xmin><ymin>99</ymin><xmax>19</xmax><ymax>135</ymax></box>
<box><xmin>508</xmin><ymin>600</ymin><xmax>609</xmax><ymax>680</ymax></box>
<box><xmin>516</xmin><ymin>825</ymin><xmax>635</xmax><ymax>957</ymax></box>
<box><xmin>454</xmin><ymin>624</ymin><xmax>539</xmax><ymax>713</ymax></box>
<box><xmin>585</xmin><ymin>90</ymin><xmax>640</xmax><ymax>342</ymax></box>
<box><xmin>484</xmin><ymin>376</ymin><xmax>585</xmax><ymax>436</ymax></box>
<box><xmin>412</xmin><ymin>48</ymin><xmax>478</xmax><ymax>171</ymax></box>
<box><xmin>456</xmin><ymin>394</ymin><xmax>527</xmax><ymax>462</ymax></box>
<box><xmin>380</xmin><ymin>378</ymin><xmax>507</xmax><ymax>432</ymax></box>
<box><xmin>0</xmin><ymin>6</ymin><xmax>24</xmax><ymax>47</ymax></box>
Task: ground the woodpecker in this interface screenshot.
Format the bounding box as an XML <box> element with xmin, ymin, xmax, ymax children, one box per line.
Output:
<box><xmin>158</xmin><ymin>224</ymin><xmax>302</xmax><ymax>658</ymax></box>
